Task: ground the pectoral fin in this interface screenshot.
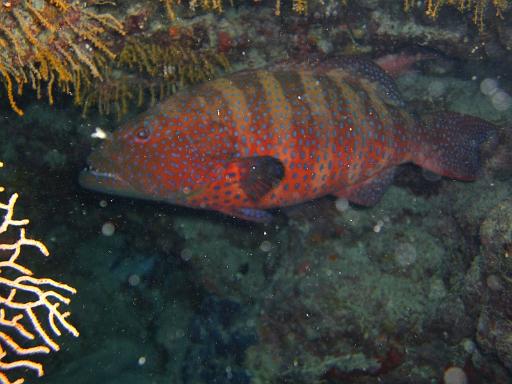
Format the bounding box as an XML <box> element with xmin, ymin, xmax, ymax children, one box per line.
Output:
<box><xmin>205</xmin><ymin>156</ymin><xmax>284</xmax><ymax>222</ymax></box>
<box><xmin>227</xmin><ymin>156</ymin><xmax>285</xmax><ymax>201</ymax></box>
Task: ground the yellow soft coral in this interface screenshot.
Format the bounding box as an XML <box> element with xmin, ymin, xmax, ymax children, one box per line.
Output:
<box><xmin>404</xmin><ymin>0</ymin><xmax>508</xmax><ymax>30</ymax></box>
<box><xmin>0</xmin><ymin>0</ymin><xmax>124</xmax><ymax>116</ymax></box>
<box><xmin>80</xmin><ymin>37</ymin><xmax>230</xmax><ymax>119</ymax></box>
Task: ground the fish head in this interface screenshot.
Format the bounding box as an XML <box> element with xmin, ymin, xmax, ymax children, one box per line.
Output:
<box><xmin>80</xmin><ymin>109</ymin><xmax>185</xmax><ymax>202</ymax></box>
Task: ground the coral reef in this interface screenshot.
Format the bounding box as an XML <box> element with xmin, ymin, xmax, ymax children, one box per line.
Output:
<box><xmin>477</xmin><ymin>199</ymin><xmax>512</xmax><ymax>372</ymax></box>
<box><xmin>0</xmin><ymin>163</ymin><xmax>78</xmax><ymax>384</ymax></box>
<box><xmin>161</xmin><ymin>0</ymin><xmax>224</xmax><ymax>20</ymax></box>
<box><xmin>182</xmin><ymin>296</ymin><xmax>256</xmax><ymax>384</ymax></box>
<box><xmin>0</xmin><ymin>0</ymin><xmax>229</xmax><ymax>118</ymax></box>
<box><xmin>81</xmin><ymin>34</ymin><xmax>229</xmax><ymax>119</ymax></box>
<box><xmin>404</xmin><ymin>0</ymin><xmax>509</xmax><ymax>30</ymax></box>
<box><xmin>2</xmin><ymin>0</ymin><xmax>510</xmax><ymax>117</ymax></box>
<box><xmin>0</xmin><ymin>0</ymin><xmax>124</xmax><ymax>116</ymax></box>
<box><xmin>0</xmin><ymin>0</ymin><xmax>511</xmax><ymax>383</ymax></box>
<box><xmin>243</xmin><ymin>186</ymin><xmax>469</xmax><ymax>382</ymax></box>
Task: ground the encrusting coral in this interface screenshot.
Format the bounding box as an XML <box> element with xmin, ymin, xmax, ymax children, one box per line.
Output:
<box><xmin>0</xmin><ymin>0</ymin><xmax>124</xmax><ymax>116</ymax></box>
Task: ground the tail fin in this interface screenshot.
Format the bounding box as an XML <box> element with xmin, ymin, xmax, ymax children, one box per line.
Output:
<box><xmin>412</xmin><ymin>112</ymin><xmax>498</xmax><ymax>180</ymax></box>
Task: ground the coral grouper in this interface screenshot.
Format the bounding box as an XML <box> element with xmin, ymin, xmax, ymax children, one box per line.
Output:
<box><xmin>80</xmin><ymin>57</ymin><xmax>496</xmax><ymax>222</ymax></box>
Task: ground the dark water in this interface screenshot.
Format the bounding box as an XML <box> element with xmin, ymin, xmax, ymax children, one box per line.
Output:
<box><xmin>0</xmin><ymin>1</ymin><xmax>511</xmax><ymax>384</ymax></box>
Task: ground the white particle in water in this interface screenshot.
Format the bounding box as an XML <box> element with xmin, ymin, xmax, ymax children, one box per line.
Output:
<box><xmin>226</xmin><ymin>366</ymin><xmax>233</xmax><ymax>379</ymax></box>
<box><xmin>180</xmin><ymin>248</ymin><xmax>192</xmax><ymax>261</ymax></box>
<box><xmin>175</xmin><ymin>329</ymin><xmax>185</xmax><ymax>338</ymax></box>
<box><xmin>373</xmin><ymin>220</ymin><xmax>384</xmax><ymax>233</ymax></box>
<box><xmin>394</xmin><ymin>242</ymin><xmax>417</xmax><ymax>267</ymax></box>
<box><xmin>128</xmin><ymin>274</ymin><xmax>141</xmax><ymax>287</ymax></box>
<box><xmin>260</xmin><ymin>240</ymin><xmax>272</xmax><ymax>252</ymax></box>
<box><xmin>486</xmin><ymin>274</ymin><xmax>503</xmax><ymax>291</ymax></box>
<box><xmin>335</xmin><ymin>197</ymin><xmax>349</xmax><ymax>212</ymax></box>
<box><xmin>91</xmin><ymin>127</ymin><xmax>108</xmax><ymax>140</ymax></box>
<box><xmin>427</xmin><ymin>80</ymin><xmax>446</xmax><ymax>98</ymax></box>
<box><xmin>443</xmin><ymin>366</ymin><xmax>468</xmax><ymax>384</ymax></box>
<box><xmin>480</xmin><ymin>78</ymin><xmax>499</xmax><ymax>96</ymax></box>
<box><xmin>491</xmin><ymin>90</ymin><xmax>512</xmax><ymax>111</ymax></box>
<box><xmin>101</xmin><ymin>222</ymin><xmax>115</xmax><ymax>236</ymax></box>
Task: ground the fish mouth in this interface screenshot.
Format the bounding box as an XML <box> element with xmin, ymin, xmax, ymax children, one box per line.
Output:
<box><xmin>79</xmin><ymin>165</ymin><xmax>138</xmax><ymax>197</ymax></box>
<box><xmin>80</xmin><ymin>140</ymin><xmax>153</xmax><ymax>200</ymax></box>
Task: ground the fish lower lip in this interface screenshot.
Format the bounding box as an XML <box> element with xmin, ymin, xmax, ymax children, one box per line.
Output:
<box><xmin>91</xmin><ymin>170</ymin><xmax>116</xmax><ymax>179</ymax></box>
<box><xmin>86</xmin><ymin>167</ymin><xmax>122</xmax><ymax>181</ymax></box>
<box><xmin>79</xmin><ymin>166</ymin><xmax>134</xmax><ymax>195</ymax></box>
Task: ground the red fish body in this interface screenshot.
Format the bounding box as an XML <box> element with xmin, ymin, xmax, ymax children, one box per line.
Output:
<box><xmin>80</xmin><ymin>58</ymin><xmax>496</xmax><ymax>221</ymax></box>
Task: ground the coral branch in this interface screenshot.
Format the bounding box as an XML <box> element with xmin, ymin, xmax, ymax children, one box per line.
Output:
<box><xmin>80</xmin><ymin>36</ymin><xmax>229</xmax><ymax>119</ymax></box>
<box><xmin>0</xmin><ymin>0</ymin><xmax>124</xmax><ymax>115</ymax></box>
<box><xmin>0</xmin><ymin>163</ymin><xmax>79</xmax><ymax>384</ymax></box>
<box><xmin>404</xmin><ymin>0</ymin><xmax>509</xmax><ymax>30</ymax></box>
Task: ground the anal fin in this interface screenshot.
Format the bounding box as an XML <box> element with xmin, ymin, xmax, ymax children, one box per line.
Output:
<box><xmin>335</xmin><ymin>168</ymin><xmax>395</xmax><ymax>206</ymax></box>
<box><xmin>221</xmin><ymin>207</ymin><xmax>273</xmax><ymax>223</ymax></box>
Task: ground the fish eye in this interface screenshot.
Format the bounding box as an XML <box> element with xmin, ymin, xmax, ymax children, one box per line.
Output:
<box><xmin>134</xmin><ymin>126</ymin><xmax>151</xmax><ymax>142</ymax></box>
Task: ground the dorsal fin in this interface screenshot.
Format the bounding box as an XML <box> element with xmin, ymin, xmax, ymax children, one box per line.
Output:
<box><xmin>334</xmin><ymin>168</ymin><xmax>396</xmax><ymax>206</ymax></box>
<box><xmin>336</xmin><ymin>56</ymin><xmax>405</xmax><ymax>107</ymax></box>
<box><xmin>270</xmin><ymin>56</ymin><xmax>405</xmax><ymax>107</ymax></box>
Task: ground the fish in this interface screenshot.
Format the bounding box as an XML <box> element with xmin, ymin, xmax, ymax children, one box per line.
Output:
<box><xmin>79</xmin><ymin>57</ymin><xmax>497</xmax><ymax>222</ymax></box>
<box><xmin>374</xmin><ymin>50</ymin><xmax>438</xmax><ymax>78</ymax></box>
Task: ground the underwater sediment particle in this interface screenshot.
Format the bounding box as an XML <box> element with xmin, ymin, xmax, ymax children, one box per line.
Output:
<box><xmin>477</xmin><ymin>198</ymin><xmax>512</xmax><ymax>371</ymax></box>
<box><xmin>0</xmin><ymin>0</ymin><xmax>124</xmax><ymax>116</ymax></box>
<box><xmin>490</xmin><ymin>89</ymin><xmax>512</xmax><ymax>111</ymax></box>
<box><xmin>480</xmin><ymin>78</ymin><xmax>500</xmax><ymax>96</ymax></box>
<box><xmin>443</xmin><ymin>366</ymin><xmax>468</xmax><ymax>384</ymax></box>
